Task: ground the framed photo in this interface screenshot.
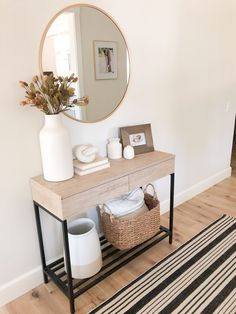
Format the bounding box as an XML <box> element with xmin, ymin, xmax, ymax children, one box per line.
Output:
<box><xmin>94</xmin><ymin>41</ymin><xmax>117</xmax><ymax>80</ymax></box>
<box><xmin>120</xmin><ymin>124</ymin><xmax>154</xmax><ymax>155</ymax></box>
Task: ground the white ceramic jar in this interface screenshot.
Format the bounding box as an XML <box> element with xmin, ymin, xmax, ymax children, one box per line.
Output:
<box><xmin>123</xmin><ymin>145</ymin><xmax>135</xmax><ymax>159</ymax></box>
<box><xmin>67</xmin><ymin>218</ymin><xmax>102</xmax><ymax>279</ymax></box>
<box><xmin>107</xmin><ymin>137</ymin><xmax>122</xmax><ymax>159</ymax></box>
<box><xmin>39</xmin><ymin>114</ymin><xmax>73</xmax><ymax>182</ymax></box>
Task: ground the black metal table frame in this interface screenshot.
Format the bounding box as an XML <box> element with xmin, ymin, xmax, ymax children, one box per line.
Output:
<box><xmin>34</xmin><ymin>173</ymin><xmax>175</xmax><ymax>314</ymax></box>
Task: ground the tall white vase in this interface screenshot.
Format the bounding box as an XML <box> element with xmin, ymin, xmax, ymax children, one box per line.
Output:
<box><xmin>68</xmin><ymin>218</ymin><xmax>102</xmax><ymax>279</ymax></box>
<box><xmin>39</xmin><ymin>114</ymin><xmax>73</xmax><ymax>182</ymax></box>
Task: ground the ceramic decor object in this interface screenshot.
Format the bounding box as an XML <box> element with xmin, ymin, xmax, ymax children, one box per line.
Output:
<box><xmin>67</xmin><ymin>218</ymin><xmax>102</xmax><ymax>279</ymax></box>
<box><xmin>39</xmin><ymin>114</ymin><xmax>73</xmax><ymax>181</ymax></box>
<box><xmin>73</xmin><ymin>145</ymin><xmax>98</xmax><ymax>163</ymax></box>
<box><xmin>107</xmin><ymin>137</ymin><xmax>122</xmax><ymax>159</ymax></box>
<box><xmin>123</xmin><ymin>145</ymin><xmax>135</xmax><ymax>159</ymax></box>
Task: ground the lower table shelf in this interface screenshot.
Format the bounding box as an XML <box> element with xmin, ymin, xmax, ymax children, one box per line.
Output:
<box><xmin>34</xmin><ymin>172</ymin><xmax>175</xmax><ymax>313</ymax></box>
<box><xmin>45</xmin><ymin>226</ymin><xmax>170</xmax><ymax>299</ymax></box>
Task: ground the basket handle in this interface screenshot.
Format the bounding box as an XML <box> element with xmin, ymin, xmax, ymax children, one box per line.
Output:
<box><xmin>143</xmin><ymin>183</ymin><xmax>157</xmax><ymax>199</ymax></box>
<box><xmin>99</xmin><ymin>205</ymin><xmax>115</xmax><ymax>222</ymax></box>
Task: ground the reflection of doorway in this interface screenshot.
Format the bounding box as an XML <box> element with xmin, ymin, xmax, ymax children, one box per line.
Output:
<box><xmin>42</xmin><ymin>11</ymin><xmax>87</xmax><ymax>121</ymax></box>
<box><xmin>230</xmin><ymin>117</ymin><xmax>236</xmax><ymax>176</ymax></box>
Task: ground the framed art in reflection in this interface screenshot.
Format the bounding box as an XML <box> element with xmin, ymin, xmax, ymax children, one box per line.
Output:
<box><xmin>94</xmin><ymin>41</ymin><xmax>117</xmax><ymax>80</ymax></box>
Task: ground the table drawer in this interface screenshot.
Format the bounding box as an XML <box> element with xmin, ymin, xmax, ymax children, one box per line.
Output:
<box><xmin>129</xmin><ymin>158</ymin><xmax>175</xmax><ymax>190</ymax></box>
<box><xmin>62</xmin><ymin>176</ymin><xmax>129</xmax><ymax>219</ymax></box>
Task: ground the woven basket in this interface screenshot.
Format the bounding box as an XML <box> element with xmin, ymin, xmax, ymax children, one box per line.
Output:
<box><xmin>99</xmin><ymin>184</ymin><xmax>160</xmax><ymax>250</ymax></box>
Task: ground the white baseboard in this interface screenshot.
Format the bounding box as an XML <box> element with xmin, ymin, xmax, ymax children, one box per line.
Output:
<box><xmin>160</xmin><ymin>167</ymin><xmax>232</xmax><ymax>215</ymax></box>
<box><xmin>0</xmin><ymin>266</ymin><xmax>42</xmax><ymax>307</ymax></box>
<box><xmin>0</xmin><ymin>166</ymin><xmax>231</xmax><ymax>307</ymax></box>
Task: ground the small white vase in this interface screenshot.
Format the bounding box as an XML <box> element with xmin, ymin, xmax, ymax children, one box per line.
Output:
<box><xmin>68</xmin><ymin>218</ymin><xmax>102</xmax><ymax>279</ymax></box>
<box><xmin>39</xmin><ymin>114</ymin><xmax>73</xmax><ymax>182</ymax></box>
<box><xmin>123</xmin><ymin>145</ymin><xmax>135</xmax><ymax>159</ymax></box>
<box><xmin>107</xmin><ymin>137</ymin><xmax>122</xmax><ymax>159</ymax></box>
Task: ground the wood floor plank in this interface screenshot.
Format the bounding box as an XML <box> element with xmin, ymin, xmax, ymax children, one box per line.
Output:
<box><xmin>1</xmin><ymin>176</ymin><xmax>236</xmax><ymax>314</ymax></box>
<box><xmin>0</xmin><ymin>308</ymin><xmax>11</xmax><ymax>314</ymax></box>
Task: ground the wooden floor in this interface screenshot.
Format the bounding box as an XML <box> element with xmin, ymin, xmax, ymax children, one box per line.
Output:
<box><xmin>1</xmin><ymin>176</ymin><xmax>236</xmax><ymax>314</ymax></box>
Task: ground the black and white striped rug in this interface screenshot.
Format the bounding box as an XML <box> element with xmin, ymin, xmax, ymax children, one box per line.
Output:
<box><xmin>90</xmin><ymin>215</ymin><xmax>236</xmax><ymax>314</ymax></box>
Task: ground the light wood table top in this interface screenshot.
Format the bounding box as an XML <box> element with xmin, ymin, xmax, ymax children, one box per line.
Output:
<box><xmin>30</xmin><ymin>151</ymin><xmax>175</xmax><ymax>220</ymax></box>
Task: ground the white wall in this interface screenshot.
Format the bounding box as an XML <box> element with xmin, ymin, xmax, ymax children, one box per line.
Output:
<box><xmin>0</xmin><ymin>0</ymin><xmax>236</xmax><ymax>306</ymax></box>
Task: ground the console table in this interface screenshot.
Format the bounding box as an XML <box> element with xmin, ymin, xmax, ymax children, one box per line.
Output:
<box><xmin>31</xmin><ymin>151</ymin><xmax>175</xmax><ymax>314</ymax></box>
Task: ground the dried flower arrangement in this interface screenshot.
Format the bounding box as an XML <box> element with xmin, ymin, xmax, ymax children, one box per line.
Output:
<box><xmin>19</xmin><ymin>73</ymin><xmax>89</xmax><ymax>114</ymax></box>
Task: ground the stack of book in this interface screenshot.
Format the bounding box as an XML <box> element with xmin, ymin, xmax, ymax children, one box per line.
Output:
<box><xmin>73</xmin><ymin>156</ymin><xmax>110</xmax><ymax>176</ymax></box>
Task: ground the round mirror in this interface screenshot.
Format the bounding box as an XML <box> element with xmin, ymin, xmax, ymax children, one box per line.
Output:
<box><xmin>39</xmin><ymin>4</ymin><xmax>130</xmax><ymax>123</ymax></box>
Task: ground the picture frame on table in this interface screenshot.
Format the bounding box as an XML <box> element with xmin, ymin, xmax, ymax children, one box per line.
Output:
<box><xmin>94</xmin><ymin>41</ymin><xmax>117</xmax><ymax>80</ymax></box>
<box><xmin>120</xmin><ymin>124</ymin><xmax>154</xmax><ymax>155</ymax></box>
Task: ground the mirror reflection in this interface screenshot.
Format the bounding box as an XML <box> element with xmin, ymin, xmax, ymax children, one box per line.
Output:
<box><xmin>40</xmin><ymin>5</ymin><xmax>130</xmax><ymax>122</ymax></box>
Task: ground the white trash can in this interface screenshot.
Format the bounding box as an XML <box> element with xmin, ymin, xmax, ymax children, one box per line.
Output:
<box><xmin>68</xmin><ymin>218</ymin><xmax>102</xmax><ymax>279</ymax></box>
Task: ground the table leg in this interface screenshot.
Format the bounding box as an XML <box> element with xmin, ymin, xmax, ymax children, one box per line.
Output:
<box><xmin>62</xmin><ymin>220</ymin><xmax>75</xmax><ymax>314</ymax></box>
<box><xmin>169</xmin><ymin>173</ymin><xmax>175</xmax><ymax>244</ymax></box>
<box><xmin>34</xmin><ymin>202</ymin><xmax>48</xmax><ymax>284</ymax></box>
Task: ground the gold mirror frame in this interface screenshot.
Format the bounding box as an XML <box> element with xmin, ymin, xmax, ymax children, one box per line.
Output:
<box><xmin>39</xmin><ymin>3</ymin><xmax>130</xmax><ymax>123</ymax></box>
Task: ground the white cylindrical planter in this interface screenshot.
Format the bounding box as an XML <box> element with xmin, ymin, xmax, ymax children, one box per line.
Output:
<box><xmin>107</xmin><ymin>137</ymin><xmax>122</xmax><ymax>159</ymax></box>
<box><xmin>39</xmin><ymin>114</ymin><xmax>73</xmax><ymax>182</ymax></box>
<box><xmin>68</xmin><ymin>218</ymin><xmax>102</xmax><ymax>279</ymax></box>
